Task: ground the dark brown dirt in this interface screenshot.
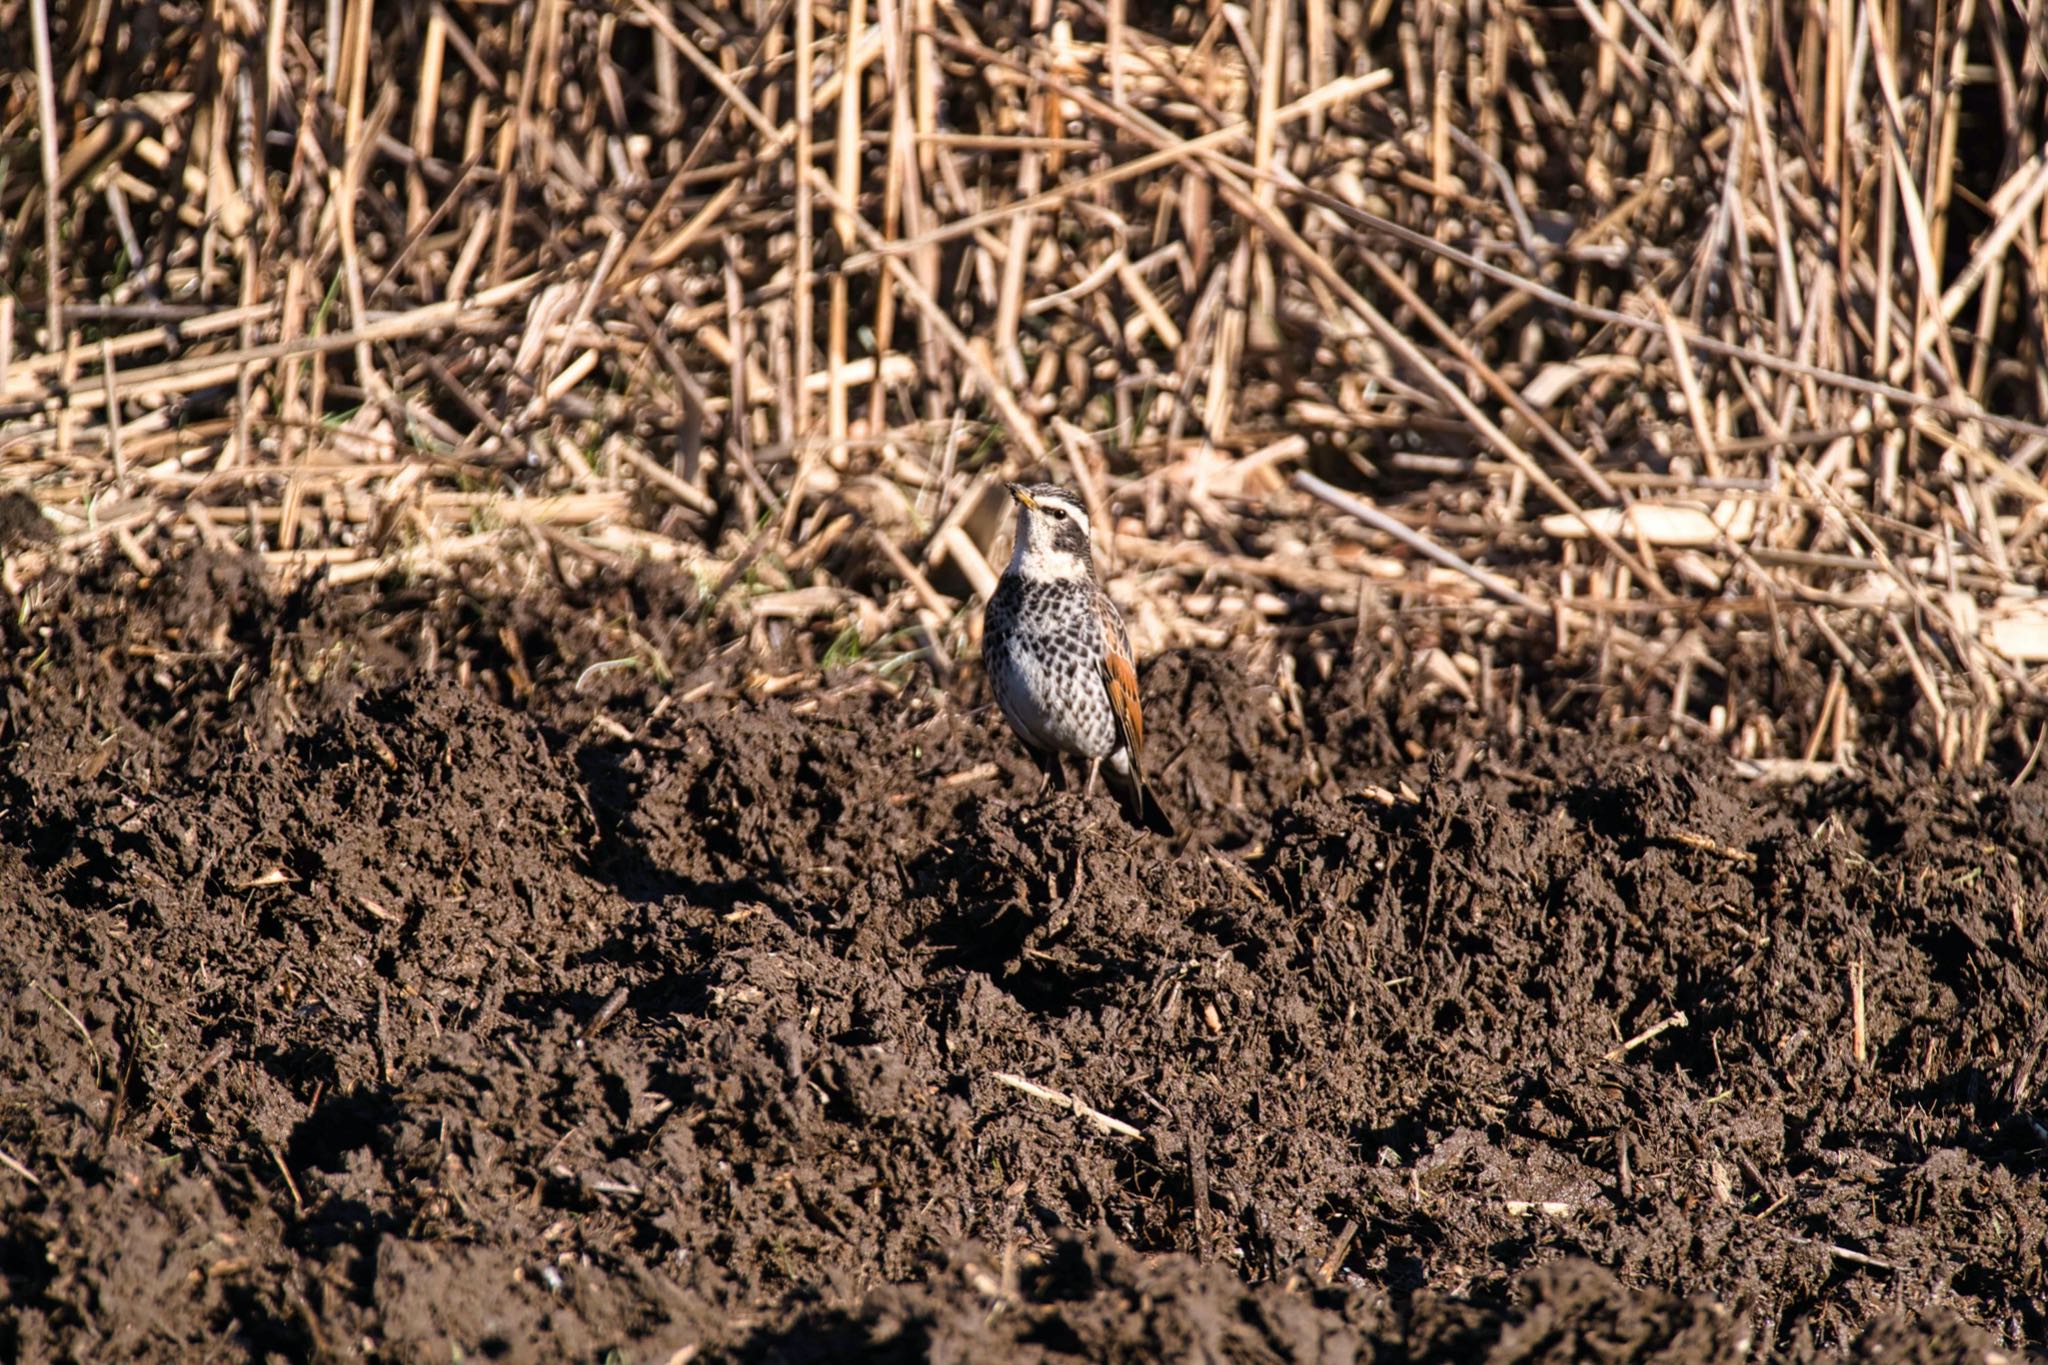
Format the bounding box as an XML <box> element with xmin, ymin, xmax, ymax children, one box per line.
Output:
<box><xmin>2</xmin><ymin>557</ymin><xmax>2044</xmax><ymax>1362</ymax></box>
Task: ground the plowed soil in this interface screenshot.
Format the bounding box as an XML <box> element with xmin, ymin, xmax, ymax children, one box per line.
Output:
<box><xmin>2</xmin><ymin>557</ymin><xmax>2043</xmax><ymax>1362</ymax></box>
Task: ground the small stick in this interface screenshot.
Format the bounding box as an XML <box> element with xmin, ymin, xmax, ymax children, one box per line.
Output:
<box><xmin>1850</xmin><ymin>960</ymin><xmax>1867</xmax><ymax>1066</ymax></box>
<box><xmin>1567</xmin><ymin>0</ymin><xmax>1648</xmax><ymax>84</ymax></box>
<box><xmin>827</xmin><ymin>0</ymin><xmax>868</xmax><ymax>460</ymax></box>
<box><xmin>28</xmin><ymin>0</ymin><xmax>63</xmax><ymax>341</ymax></box>
<box><xmin>1730</xmin><ymin>0</ymin><xmax>1804</xmax><ymax>333</ymax></box>
<box><xmin>611</xmin><ymin>440</ymin><xmax>718</xmax><ymax>515</ymax></box>
<box><xmin>994</xmin><ymin>145</ymin><xmax>1044</xmax><ymax>390</ymax></box>
<box><xmin>1669</xmin><ymin>830</ymin><xmax>1756</xmax><ymax>866</ymax></box>
<box><xmin>866</xmin><ymin>7</ymin><xmax>909</xmax><ymax>435</ymax></box>
<box><xmin>2012</xmin><ymin>720</ymin><xmax>2046</xmax><ymax>790</ymax></box>
<box><xmin>268</xmin><ymin>1140</ymin><xmax>305</xmax><ymax>1218</ymax></box>
<box><xmin>1048</xmin><ymin>417</ymin><xmax>1120</xmax><ymax>566</ymax></box>
<box><xmin>1865</xmin><ymin>2</ymin><xmax>1966</xmax><ymax>391</ymax></box>
<box><xmin>100</xmin><ymin>340</ymin><xmax>128</xmax><ymax>491</ymax></box>
<box><xmin>1249</xmin><ymin>0</ymin><xmax>1287</xmax><ymax>325</ymax></box>
<box><xmin>0</xmin><ymin>1147</ymin><xmax>40</xmax><ymax>1186</ymax></box>
<box><xmin>1735</xmin><ymin>1150</ymin><xmax>1778</xmax><ymax>1202</ymax></box>
<box><xmin>375</xmin><ymin>980</ymin><xmax>394</xmax><ymax>1086</ymax></box>
<box><xmin>1315</xmin><ymin>1219</ymin><xmax>1358</xmax><ymax>1282</ymax></box>
<box><xmin>991</xmin><ymin>1071</ymin><xmax>1144</xmax><ymax>1141</ymax></box>
<box><xmin>1605</xmin><ymin>1009</ymin><xmax>1689</xmax><ymax>1062</ymax></box>
<box><xmin>1886</xmin><ymin>617</ymin><xmax>1948</xmax><ymax>721</ymax></box>
<box><xmin>1107</xmin><ymin>0</ymin><xmax>1125</xmax><ymax>105</ymax></box>
<box><xmin>1920</xmin><ymin>153</ymin><xmax>2048</xmax><ymax>349</ymax></box>
<box><xmin>1658</xmin><ymin>300</ymin><xmax>1724</xmax><ymax>481</ymax></box>
<box><xmin>406</xmin><ymin>5</ymin><xmax>446</xmax><ymax>233</ymax></box>
<box><xmin>1785</xmin><ymin>1232</ymin><xmax>1899</xmax><ymax>1273</ymax></box>
<box><xmin>583</xmin><ymin>986</ymin><xmax>631</xmax><ymax>1040</ymax></box>
<box><xmin>794</xmin><ymin>0</ymin><xmax>815</xmax><ymax>442</ymax></box>
<box><xmin>869</xmin><ymin>526</ymin><xmax>956</xmax><ymax>619</ymax></box>
<box><xmin>333</xmin><ymin>23</ymin><xmax>389</xmax><ymax>394</ymax></box>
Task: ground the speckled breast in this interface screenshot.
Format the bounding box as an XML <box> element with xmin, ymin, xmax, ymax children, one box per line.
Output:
<box><xmin>984</xmin><ymin>576</ymin><xmax>1118</xmax><ymax>759</ymax></box>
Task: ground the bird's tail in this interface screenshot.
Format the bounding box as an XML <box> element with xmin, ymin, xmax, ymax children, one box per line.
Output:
<box><xmin>1106</xmin><ymin>755</ymin><xmax>1178</xmax><ymax>838</ymax></box>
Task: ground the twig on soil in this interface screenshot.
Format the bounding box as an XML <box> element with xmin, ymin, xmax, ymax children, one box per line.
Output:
<box><xmin>939</xmin><ymin>763</ymin><xmax>1001</xmax><ymax>788</ymax></box>
<box><xmin>1315</xmin><ymin>1218</ymin><xmax>1359</xmax><ymax>1281</ymax></box>
<box><xmin>584</xmin><ymin>986</ymin><xmax>631</xmax><ymax>1040</ymax></box>
<box><xmin>1668</xmin><ymin>830</ymin><xmax>1757</xmax><ymax>866</ymax></box>
<box><xmin>991</xmin><ymin>1071</ymin><xmax>1144</xmax><ymax>1141</ymax></box>
<box><xmin>1605</xmin><ymin>1009</ymin><xmax>1690</xmax><ymax>1062</ymax></box>
<box><xmin>1734</xmin><ymin>759</ymin><xmax>1847</xmax><ymax>785</ymax></box>
<box><xmin>1784</xmin><ymin>1232</ymin><xmax>1901</xmax><ymax>1273</ymax></box>
<box><xmin>2013</xmin><ymin>722</ymin><xmax>2047</xmax><ymax>790</ymax></box>
<box><xmin>375</xmin><ymin>980</ymin><xmax>395</xmax><ymax>1086</ymax></box>
<box><xmin>267</xmin><ymin>1139</ymin><xmax>306</xmax><ymax>1218</ymax></box>
<box><xmin>1734</xmin><ymin>1150</ymin><xmax>1780</xmax><ymax>1203</ymax></box>
<box><xmin>0</xmin><ymin>1147</ymin><xmax>41</xmax><ymax>1186</ymax></box>
<box><xmin>1850</xmin><ymin>960</ymin><xmax>1868</xmax><ymax>1066</ymax></box>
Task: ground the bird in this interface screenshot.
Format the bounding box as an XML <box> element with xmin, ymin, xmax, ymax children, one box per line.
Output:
<box><xmin>982</xmin><ymin>481</ymin><xmax>1176</xmax><ymax>837</ymax></box>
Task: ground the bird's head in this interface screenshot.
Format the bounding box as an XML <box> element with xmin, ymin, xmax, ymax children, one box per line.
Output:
<box><xmin>1005</xmin><ymin>482</ymin><xmax>1095</xmax><ymax>579</ymax></box>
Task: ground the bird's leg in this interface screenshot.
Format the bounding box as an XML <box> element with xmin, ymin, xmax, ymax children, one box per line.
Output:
<box><xmin>1030</xmin><ymin>746</ymin><xmax>1067</xmax><ymax>797</ymax></box>
<box><xmin>1084</xmin><ymin>757</ymin><xmax>1102</xmax><ymax>799</ymax></box>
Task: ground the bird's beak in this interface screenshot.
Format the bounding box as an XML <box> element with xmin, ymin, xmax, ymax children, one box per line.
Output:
<box><xmin>1006</xmin><ymin>483</ymin><xmax>1038</xmax><ymax>510</ymax></box>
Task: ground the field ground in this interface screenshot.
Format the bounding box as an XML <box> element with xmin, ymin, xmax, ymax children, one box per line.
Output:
<box><xmin>8</xmin><ymin>0</ymin><xmax>2048</xmax><ymax>1357</ymax></box>
<box><xmin>2</xmin><ymin>559</ymin><xmax>2042</xmax><ymax>1361</ymax></box>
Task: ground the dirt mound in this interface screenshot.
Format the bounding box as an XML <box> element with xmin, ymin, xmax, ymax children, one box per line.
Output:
<box><xmin>729</xmin><ymin>1235</ymin><xmax>1763</xmax><ymax>1364</ymax></box>
<box><xmin>2</xmin><ymin>562</ymin><xmax>2043</xmax><ymax>1360</ymax></box>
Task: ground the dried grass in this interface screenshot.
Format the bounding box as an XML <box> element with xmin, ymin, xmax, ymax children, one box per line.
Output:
<box><xmin>4</xmin><ymin>0</ymin><xmax>2048</xmax><ymax>770</ymax></box>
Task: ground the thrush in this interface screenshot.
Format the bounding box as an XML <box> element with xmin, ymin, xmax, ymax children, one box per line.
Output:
<box><xmin>982</xmin><ymin>482</ymin><xmax>1176</xmax><ymax>837</ymax></box>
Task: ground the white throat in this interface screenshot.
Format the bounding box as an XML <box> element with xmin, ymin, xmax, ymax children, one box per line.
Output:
<box><xmin>1007</xmin><ymin>511</ymin><xmax>1093</xmax><ymax>581</ymax></box>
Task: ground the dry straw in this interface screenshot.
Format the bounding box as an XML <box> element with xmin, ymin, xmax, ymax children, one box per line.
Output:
<box><xmin>2</xmin><ymin>0</ymin><xmax>2047</xmax><ymax>771</ymax></box>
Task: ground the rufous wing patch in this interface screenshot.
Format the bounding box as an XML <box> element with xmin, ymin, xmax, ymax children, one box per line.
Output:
<box><xmin>1095</xmin><ymin>593</ymin><xmax>1144</xmax><ymax>761</ymax></box>
<box><xmin>1098</xmin><ymin>648</ymin><xmax>1144</xmax><ymax>761</ymax></box>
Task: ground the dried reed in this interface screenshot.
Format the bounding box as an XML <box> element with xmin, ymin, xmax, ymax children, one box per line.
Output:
<box><xmin>3</xmin><ymin>0</ymin><xmax>2047</xmax><ymax>769</ymax></box>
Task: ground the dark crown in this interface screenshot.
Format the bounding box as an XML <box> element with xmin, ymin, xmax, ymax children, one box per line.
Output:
<box><xmin>1019</xmin><ymin>483</ymin><xmax>1085</xmax><ymax>513</ymax></box>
